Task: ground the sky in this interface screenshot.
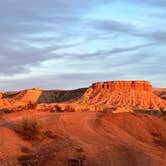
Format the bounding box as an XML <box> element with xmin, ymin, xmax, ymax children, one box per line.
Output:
<box><xmin>0</xmin><ymin>0</ymin><xmax>166</xmax><ymax>91</ymax></box>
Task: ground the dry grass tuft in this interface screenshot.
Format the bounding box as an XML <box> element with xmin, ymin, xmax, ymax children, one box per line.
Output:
<box><xmin>14</xmin><ymin>116</ymin><xmax>42</xmax><ymax>140</ymax></box>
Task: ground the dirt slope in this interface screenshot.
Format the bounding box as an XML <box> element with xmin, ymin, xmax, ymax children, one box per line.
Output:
<box><xmin>0</xmin><ymin>88</ymin><xmax>87</xmax><ymax>110</ymax></box>
<box><xmin>77</xmin><ymin>87</ymin><xmax>166</xmax><ymax>110</ymax></box>
<box><xmin>1</xmin><ymin>111</ymin><xmax>166</xmax><ymax>166</ymax></box>
<box><xmin>37</xmin><ymin>88</ymin><xmax>87</xmax><ymax>103</ymax></box>
<box><xmin>0</xmin><ymin>89</ymin><xmax>43</xmax><ymax>110</ymax></box>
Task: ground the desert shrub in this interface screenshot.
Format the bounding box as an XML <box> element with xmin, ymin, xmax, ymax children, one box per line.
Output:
<box><xmin>1</xmin><ymin>108</ymin><xmax>14</xmax><ymax>114</ymax></box>
<box><xmin>81</xmin><ymin>108</ymin><xmax>89</xmax><ymax>112</ymax></box>
<box><xmin>17</xmin><ymin>154</ymin><xmax>36</xmax><ymax>166</ymax></box>
<box><xmin>26</xmin><ymin>101</ymin><xmax>37</xmax><ymax>110</ymax></box>
<box><xmin>64</xmin><ymin>105</ymin><xmax>75</xmax><ymax>112</ymax></box>
<box><xmin>50</xmin><ymin>105</ymin><xmax>62</xmax><ymax>112</ymax></box>
<box><xmin>14</xmin><ymin>116</ymin><xmax>42</xmax><ymax>140</ymax></box>
<box><xmin>50</xmin><ymin>109</ymin><xmax>56</xmax><ymax>113</ymax></box>
<box><xmin>44</xmin><ymin>130</ymin><xmax>57</xmax><ymax>139</ymax></box>
<box><xmin>68</xmin><ymin>157</ymin><xmax>85</xmax><ymax>166</ymax></box>
<box><xmin>16</xmin><ymin>106</ymin><xmax>25</xmax><ymax>112</ymax></box>
<box><xmin>20</xmin><ymin>146</ymin><xmax>32</xmax><ymax>153</ymax></box>
<box><xmin>151</xmin><ymin>131</ymin><xmax>166</xmax><ymax>146</ymax></box>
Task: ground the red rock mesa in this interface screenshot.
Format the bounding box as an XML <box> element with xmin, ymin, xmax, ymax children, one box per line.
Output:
<box><xmin>77</xmin><ymin>80</ymin><xmax>166</xmax><ymax>111</ymax></box>
<box><xmin>92</xmin><ymin>81</ymin><xmax>152</xmax><ymax>91</ymax></box>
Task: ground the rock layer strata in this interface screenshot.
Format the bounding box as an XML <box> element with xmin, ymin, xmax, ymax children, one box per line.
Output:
<box><xmin>92</xmin><ymin>81</ymin><xmax>152</xmax><ymax>91</ymax></box>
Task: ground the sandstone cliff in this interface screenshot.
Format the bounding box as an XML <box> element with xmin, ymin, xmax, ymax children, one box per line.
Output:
<box><xmin>77</xmin><ymin>81</ymin><xmax>166</xmax><ymax>111</ymax></box>
<box><xmin>0</xmin><ymin>80</ymin><xmax>166</xmax><ymax>112</ymax></box>
<box><xmin>92</xmin><ymin>81</ymin><xmax>152</xmax><ymax>91</ymax></box>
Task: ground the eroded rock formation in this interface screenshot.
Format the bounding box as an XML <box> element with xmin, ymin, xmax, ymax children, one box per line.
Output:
<box><xmin>0</xmin><ymin>80</ymin><xmax>166</xmax><ymax>112</ymax></box>
<box><xmin>0</xmin><ymin>88</ymin><xmax>87</xmax><ymax>111</ymax></box>
<box><xmin>92</xmin><ymin>81</ymin><xmax>152</xmax><ymax>91</ymax></box>
<box><xmin>77</xmin><ymin>80</ymin><xmax>166</xmax><ymax>111</ymax></box>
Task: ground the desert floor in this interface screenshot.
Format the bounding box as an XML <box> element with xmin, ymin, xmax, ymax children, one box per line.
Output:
<box><xmin>1</xmin><ymin>111</ymin><xmax>166</xmax><ymax>166</ymax></box>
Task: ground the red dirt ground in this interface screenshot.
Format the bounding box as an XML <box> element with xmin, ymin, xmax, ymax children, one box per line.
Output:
<box><xmin>1</xmin><ymin>111</ymin><xmax>166</xmax><ymax>166</ymax></box>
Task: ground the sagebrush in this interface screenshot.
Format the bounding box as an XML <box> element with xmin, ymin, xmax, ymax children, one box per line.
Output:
<box><xmin>14</xmin><ymin>116</ymin><xmax>42</xmax><ymax>140</ymax></box>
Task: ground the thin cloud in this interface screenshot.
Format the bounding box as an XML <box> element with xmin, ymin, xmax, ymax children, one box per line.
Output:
<box><xmin>0</xmin><ymin>0</ymin><xmax>165</xmax><ymax>89</ymax></box>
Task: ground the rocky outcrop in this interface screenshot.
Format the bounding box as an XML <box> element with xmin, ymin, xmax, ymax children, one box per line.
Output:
<box><xmin>0</xmin><ymin>89</ymin><xmax>43</xmax><ymax>110</ymax></box>
<box><xmin>0</xmin><ymin>92</ymin><xmax>3</xmax><ymax>99</ymax></box>
<box><xmin>0</xmin><ymin>80</ymin><xmax>165</xmax><ymax>113</ymax></box>
<box><xmin>92</xmin><ymin>81</ymin><xmax>152</xmax><ymax>91</ymax></box>
<box><xmin>77</xmin><ymin>80</ymin><xmax>166</xmax><ymax>111</ymax></box>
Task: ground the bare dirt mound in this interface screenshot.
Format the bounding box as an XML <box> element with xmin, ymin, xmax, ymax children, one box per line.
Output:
<box><xmin>77</xmin><ymin>81</ymin><xmax>166</xmax><ymax>111</ymax></box>
<box><xmin>101</xmin><ymin>112</ymin><xmax>166</xmax><ymax>146</ymax></box>
<box><xmin>98</xmin><ymin>112</ymin><xmax>166</xmax><ymax>166</ymax></box>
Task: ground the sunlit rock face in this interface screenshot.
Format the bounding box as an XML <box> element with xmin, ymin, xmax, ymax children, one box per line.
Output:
<box><xmin>92</xmin><ymin>81</ymin><xmax>152</xmax><ymax>92</ymax></box>
<box><xmin>77</xmin><ymin>80</ymin><xmax>166</xmax><ymax>111</ymax></box>
<box><xmin>0</xmin><ymin>92</ymin><xmax>3</xmax><ymax>99</ymax></box>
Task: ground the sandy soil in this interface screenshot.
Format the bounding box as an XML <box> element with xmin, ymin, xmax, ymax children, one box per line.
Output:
<box><xmin>0</xmin><ymin>111</ymin><xmax>166</xmax><ymax>166</ymax></box>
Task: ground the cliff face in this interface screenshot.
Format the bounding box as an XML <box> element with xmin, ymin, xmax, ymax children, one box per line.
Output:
<box><xmin>92</xmin><ymin>81</ymin><xmax>152</xmax><ymax>92</ymax></box>
<box><xmin>0</xmin><ymin>92</ymin><xmax>3</xmax><ymax>99</ymax></box>
<box><xmin>77</xmin><ymin>80</ymin><xmax>166</xmax><ymax>111</ymax></box>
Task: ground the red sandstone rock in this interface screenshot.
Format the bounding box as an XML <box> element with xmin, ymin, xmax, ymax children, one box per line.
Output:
<box><xmin>0</xmin><ymin>88</ymin><xmax>87</xmax><ymax>110</ymax></box>
<box><xmin>0</xmin><ymin>92</ymin><xmax>3</xmax><ymax>99</ymax></box>
<box><xmin>77</xmin><ymin>80</ymin><xmax>166</xmax><ymax>111</ymax></box>
<box><xmin>92</xmin><ymin>81</ymin><xmax>152</xmax><ymax>91</ymax></box>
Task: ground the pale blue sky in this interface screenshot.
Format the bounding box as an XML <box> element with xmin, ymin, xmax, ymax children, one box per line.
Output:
<box><xmin>0</xmin><ymin>0</ymin><xmax>166</xmax><ymax>90</ymax></box>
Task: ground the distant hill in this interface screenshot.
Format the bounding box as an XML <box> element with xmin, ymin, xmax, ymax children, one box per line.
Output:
<box><xmin>0</xmin><ymin>80</ymin><xmax>166</xmax><ymax>113</ymax></box>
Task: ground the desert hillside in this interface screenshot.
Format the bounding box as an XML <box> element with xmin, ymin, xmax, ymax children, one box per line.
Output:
<box><xmin>0</xmin><ymin>88</ymin><xmax>87</xmax><ymax>111</ymax></box>
<box><xmin>0</xmin><ymin>80</ymin><xmax>166</xmax><ymax>166</ymax></box>
<box><xmin>1</xmin><ymin>111</ymin><xmax>166</xmax><ymax>166</ymax></box>
<box><xmin>37</xmin><ymin>88</ymin><xmax>87</xmax><ymax>103</ymax></box>
<box><xmin>0</xmin><ymin>80</ymin><xmax>166</xmax><ymax>113</ymax></box>
<box><xmin>76</xmin><ymin>81</ymin><xmax>166</xmax><ymax>111</ymax></box>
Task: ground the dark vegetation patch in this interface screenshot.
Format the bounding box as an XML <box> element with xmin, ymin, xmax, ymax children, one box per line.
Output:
<box><xmin>14</xmin><ymin>116</ymin><xmax>42</xmax><ymax>141</ymax></box>
<box><xmin>151</xmin><ymin>131</ymin><xmax>166</xmax><ymax>146</ymax></box>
